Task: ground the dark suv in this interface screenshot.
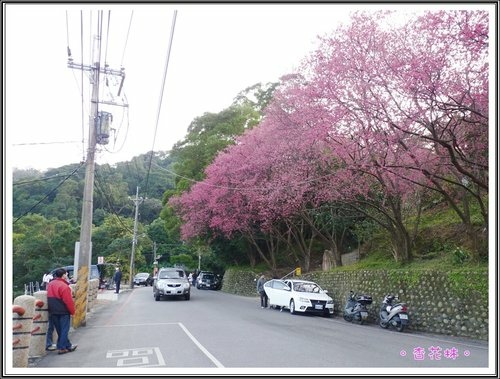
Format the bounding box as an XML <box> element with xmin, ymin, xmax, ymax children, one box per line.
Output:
<box><xmin>196</xmin><ymin>272</ymin><xmax>218</xmax><ymax>290</ymax></box>
<box><xmin>134</xmin><ymin>272</ymin><xmax>153</xmax><ymax>286</ymax></box>
<box><xmin>50</xmin><ymin>265</ymin><xmax>100</xmax><ymax>282</ymax></box>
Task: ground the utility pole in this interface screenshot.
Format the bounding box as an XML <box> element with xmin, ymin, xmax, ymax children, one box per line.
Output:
<box><xmin>152</xmin><ymin>242</ymin><xmax>158</xmax><ymax>277</ymax></box>
<box><xmin>69</xmin><ymin>11</ymin><xmax>127</xmax><ymax>328</ymax></box>
<box><xmin>129</xmin><ymin>186</ymin><xmax>144</xmax><ymax>289</ymax></box>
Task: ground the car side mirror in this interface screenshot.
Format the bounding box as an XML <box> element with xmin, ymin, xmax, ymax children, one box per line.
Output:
<box><xmin>322</xmin><ymin>290</ymin><xmax>328</xmax><ymax>294</ymax></box>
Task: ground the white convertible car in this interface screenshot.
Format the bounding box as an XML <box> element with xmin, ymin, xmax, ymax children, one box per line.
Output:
<box><xmin>264</xmin><ymin>279</ymin><xmax>334</xmax><ymax>317</ymax></box>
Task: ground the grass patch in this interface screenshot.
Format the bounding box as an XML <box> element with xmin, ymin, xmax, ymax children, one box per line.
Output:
<box><xmin>418</xmin><ymin>203</ymin><xmax>463</xmax><ymax>229</ymax></box>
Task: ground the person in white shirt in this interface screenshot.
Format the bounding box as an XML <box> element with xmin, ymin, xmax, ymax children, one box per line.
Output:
<box><xmin>42</xmin><ymin>271</ymin><xmax>53</xmax><ymax>290</ymax></box>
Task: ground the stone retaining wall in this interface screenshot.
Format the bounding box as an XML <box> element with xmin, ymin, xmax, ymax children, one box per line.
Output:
<box><xmin>221</xmin><ymin>267</ymin><xmax>488</xmax><ymax>341</ymax></box>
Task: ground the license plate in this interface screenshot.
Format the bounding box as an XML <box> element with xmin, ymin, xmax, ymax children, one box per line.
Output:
<box><xmin>399</xmin><ymin>314</ymin><xmax>408</xmax><ymax>320</ymax></box>
<box><xmin>315</xmin><ymin>304</ymin><xmax>323</xmax><ymax>310</ymax></box>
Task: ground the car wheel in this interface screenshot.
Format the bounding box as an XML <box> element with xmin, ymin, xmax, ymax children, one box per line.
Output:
<box><xmin>154</xmin><ymin>292</ymin><xmax>160</xmax><ymax>301</ymax></box>
<box><xmin>289</xmin><ymin>299</ymin><xmax>296</xmax><ymax>315</ymax></box>
<box><xmin>185</xmin><ymin>293</ymin><xmax>190</xmax><ymax>300</ymax></box>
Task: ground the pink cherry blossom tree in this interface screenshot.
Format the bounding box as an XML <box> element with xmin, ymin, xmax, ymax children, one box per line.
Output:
<box><xmin>297</xmin><ymin>10</ymin><xmax>489</xmax><ymax>259</ymax></box>
<box><xmin>170</xmin><ymin>10</ymin><xmax>489</xmax><ymax>267</ymax></box>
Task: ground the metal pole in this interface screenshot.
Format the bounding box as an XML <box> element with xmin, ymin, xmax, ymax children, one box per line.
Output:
<box><xmin>152</xmin><ymin>242</ymin><xmax>158</xmax><ymax>277</ymax></box>
<box><xmin>129</xmin><ymin>187</ymin><xmax>143</xmax><ymax>289</ymax></box>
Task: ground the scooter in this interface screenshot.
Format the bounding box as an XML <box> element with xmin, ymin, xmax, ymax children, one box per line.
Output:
<box><xmin>379</xmin><ymin>294</ymin><xmax>409</xmax><ymax>332</ymax></box>
<box><xmin>343</xmin><ymin>291</ymin><xmax>372</xmax><ymax>324</ymax></box>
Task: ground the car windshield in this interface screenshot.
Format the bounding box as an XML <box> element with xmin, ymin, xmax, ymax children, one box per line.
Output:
<box><xmin>293</xmin><ymin>282</ymin><xmax>321</xmax><ymax>293</ymax></box>
<box><xmin>159</xmin><ymin>270</ymin><xmax>184</xmax><ymax>279</ymax></box>
<box><xmin>203</xmin><ymin>274</ymin><xmax>215</xmax><ymax>280</ymax></box>
<box><xmin>136</xmin><ymin>273</ymin><xmax>149</xmax><ymax>278</ymax></box>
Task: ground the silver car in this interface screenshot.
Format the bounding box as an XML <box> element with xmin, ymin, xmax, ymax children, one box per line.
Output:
<box><xmin>153</xmin><ymin>268</ymin><xmax>191</xmax><ymax>301</ymax></box>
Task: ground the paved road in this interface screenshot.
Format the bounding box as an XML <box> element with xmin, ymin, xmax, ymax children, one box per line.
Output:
<box><xmin>29</xmin><ymin>286</ymin><xmax>491</xmax><ymax>375</ymax></box>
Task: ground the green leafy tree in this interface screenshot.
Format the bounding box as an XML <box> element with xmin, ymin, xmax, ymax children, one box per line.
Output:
<box><xmin>170</xmin><ymin>103</ymin><xmax>261</xmax><ymax>192</ymax></box>
<box><xmin>13</xmin><ymin>214</ymin><xmax>79</xmax><ymax>289</ymax></box>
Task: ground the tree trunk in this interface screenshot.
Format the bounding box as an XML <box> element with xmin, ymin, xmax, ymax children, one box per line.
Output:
<box><xmin>332</xmin><ymin>245</ymin><xmax>343</xmax><ymax>267</ymax></box>
<box><xmin>322</xmin><ymin>250</ymin><xmax>333</xmax><ymax>271</ymax></box>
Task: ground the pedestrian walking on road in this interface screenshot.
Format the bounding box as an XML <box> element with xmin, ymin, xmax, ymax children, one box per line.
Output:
<box><xmin>47</xmin><ymin>268</ymin><xmax>77</xmax><ymax>355</ymax></box>
<box><xmin>113</xmin><ymin>267</ymin><xmax>122</xmax><ymax>294</ymax></box>
<box><xmin>257</xmin><ymin>274</ymin><xmax>268</xmax><ymax>308</ymax></box>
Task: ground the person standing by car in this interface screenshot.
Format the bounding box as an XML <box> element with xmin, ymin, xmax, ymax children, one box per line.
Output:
<box><xmin>113</xmin><ymin>267</ymin><xmax>122</xmax><ymax>294</ymax></box>
<box><xmin>257</xmin><ymin>274</ymin><xmax>268</xmax><ymax>308</ymax></box>
<box><xmin>47</xmin><ymin>268</ymin><xmax>77</xmax><ymax>354</ymax></box>
<box><xmin>41</xmin><ymin>271</ymin><xmax>53</xmax><ymax>290</ymax></box>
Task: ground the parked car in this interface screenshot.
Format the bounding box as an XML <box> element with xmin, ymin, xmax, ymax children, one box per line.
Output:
<box><xmin>134</xmin><ymin>272</ymin><xmax>153</xmax><ymax>286</ymax></box>
<box><xmin>50</xmin><ymin>265</ymin><xmax>100</xmax><ymax>283</ymax></box>
<box><xmin>264</xmin><ymin>279</ymin><xmax>334</xmax><ymax>317</ymax></box>
<box><xmin>153</xmin><ymin>267</ymin><xmax>190</xmax><ymax>301</ymax></box>
<box><xmin>196</xmin><ymin>272</ymin><xmax>218</xmax><ymax>290</ymax></box>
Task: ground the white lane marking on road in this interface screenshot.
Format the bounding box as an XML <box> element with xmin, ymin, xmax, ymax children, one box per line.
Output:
<box><xmin>178</xmin><ymin>322</ymin><xmax>225</xmax><ymax>368</ymax></box>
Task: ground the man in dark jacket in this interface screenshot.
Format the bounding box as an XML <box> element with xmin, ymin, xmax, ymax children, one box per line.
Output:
<box><xmin>47</xmin><ymin>268</ymin><xmax>77</xmax><ymax>354</ymax></box>
<box><xmin>113</xmin><ymin>267</ymin><xmax>122</xmax><ymax>293</ymax></box>
<box><xmin>256</xmin><ymin>274</ymin><xmax>268</xmax><ymax>308</ymax></box>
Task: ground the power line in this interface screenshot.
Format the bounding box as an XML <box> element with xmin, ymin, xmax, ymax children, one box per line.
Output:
<box><xmin>94</xmin><ymin>167</ymin><xmax>133</xmax><ymax>234</ymax></box>
<box><xmin>80</xmin><ymin>10</ymin><xmax>85</xmax><ymax>161</ymax></box>
<box><xmin>120</xmin><ymin>11</ymin><xmax>133</xmax><ymax>68</ymax></box>
<box><xmin>144</xmin><ymin>10</ymin><xmax>177</xmax><ymax>198</ymax></box>
<box><xmin>13</xmin><ymin>163</ymin><xmax>84</xmax><ymax>224</ymax></box>
<box><xmin>14</xmin><ymin>170</ymin><xmax>84</xmax><ymax>186</ymax></box>
<box><xmin>104</xmin><ymin>10</ymin><xmax>111</xmax><ymax>65</ymax></box>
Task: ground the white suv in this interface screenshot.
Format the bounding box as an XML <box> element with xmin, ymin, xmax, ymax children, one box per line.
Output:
<box><xmin>153</xmin><ymin>268</ymin><xmax>190</xmax><ymax>301</ymax></box>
